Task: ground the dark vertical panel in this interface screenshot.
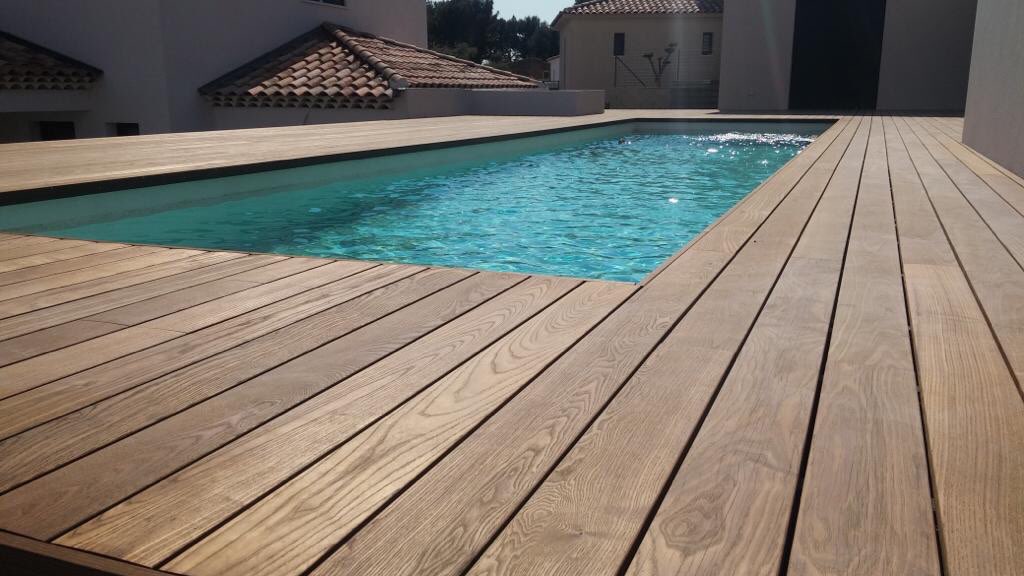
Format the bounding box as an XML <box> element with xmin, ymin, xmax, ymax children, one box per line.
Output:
<box><xmin>790</xmin><ymin>0</ymin><xmax>888</xmax><ymax>109</ymax></box>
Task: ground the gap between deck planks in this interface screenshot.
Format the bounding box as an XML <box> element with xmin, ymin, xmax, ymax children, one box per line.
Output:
<box><xmin>0</xmin><ymin>113</ymin><xmax>1021</xmax><ymax>576</ymax></box>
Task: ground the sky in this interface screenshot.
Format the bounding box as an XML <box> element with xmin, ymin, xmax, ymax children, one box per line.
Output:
<box><xmin>491</xmin><ymin>0</ymin><xmax>574</xmax><ymax>24</ymax></box>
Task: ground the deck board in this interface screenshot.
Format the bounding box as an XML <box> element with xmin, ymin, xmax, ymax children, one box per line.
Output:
<box><xmin>0</xmin><ymin>112</ymin><xmax>1021</xmax><ymax>576</ymax></box>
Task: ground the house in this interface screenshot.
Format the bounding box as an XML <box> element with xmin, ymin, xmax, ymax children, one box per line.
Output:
<box><xmin>718</xmin><ymin>0</ymin><xmax>979</xmax><ymax>112</ymax></box>
<box><xmin>553</xmin><ymin>0</ymin><xmax>725</xmax><ymax>108</ymax></box>
<box><xmin>0</xmin><ymin>0</ymin><xmax>601</xmax><ymax>142</ymax></box>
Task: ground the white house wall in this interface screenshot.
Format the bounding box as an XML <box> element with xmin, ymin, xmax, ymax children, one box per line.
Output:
<box><xmin>559</xmin><ymin>15</ymin><xmax>723</xmax><ymax>108</ymax></box>
<box><xmin>0</xmin><ymin>0</ymin><xmax>428</xmax><ymax>138</ymax></box>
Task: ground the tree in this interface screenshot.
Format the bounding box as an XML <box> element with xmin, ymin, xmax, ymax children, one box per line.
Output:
<box><xmin>427</xmin><ymin>0</ymin><xmax>559</xmax><ymax>65</ymax></box>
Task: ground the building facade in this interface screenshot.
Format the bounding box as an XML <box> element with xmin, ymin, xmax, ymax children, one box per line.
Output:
<box><xmin>554</xmin><ymin>1</ymin><xmax>724</xmax><ymax>109</ymax></box>
<box><xmin>0</xmin><ymin>0</ymin><xmax>601</xmax><ymax>142</ymax></box>
<box><xmin>718</xmin><ymin>0</ymin><xmax>979</xmax><ymax>112</ymax></box>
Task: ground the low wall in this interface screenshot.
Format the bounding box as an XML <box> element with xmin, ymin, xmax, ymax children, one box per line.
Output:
<box><xmin>210</xmin><ymin>89</ymin><xmax>606</xmax><ymax>130</ymax></box>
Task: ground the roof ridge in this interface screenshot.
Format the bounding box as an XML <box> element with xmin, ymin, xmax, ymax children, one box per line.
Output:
<box><xmin>322</xmin><ymin>23</ymin><xmax>409</xmax><ymax>90</ymax></box>
<box><xmin>325</xmin><ymin>23</ymin><xmax>540</xmax><ymax>86</ymax></box>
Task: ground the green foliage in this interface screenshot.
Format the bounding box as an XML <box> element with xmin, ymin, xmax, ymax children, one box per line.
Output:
<box><xmin>427</xmin><ymin>0</ymin><xmax>559</xmax><ymax>65</ymax></box>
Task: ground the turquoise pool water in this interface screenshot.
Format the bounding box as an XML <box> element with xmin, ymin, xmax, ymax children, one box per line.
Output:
<box><xmin>3</xmin><ymin>122</ymin><xmax>827</xmax><ymax>282</ymax></box>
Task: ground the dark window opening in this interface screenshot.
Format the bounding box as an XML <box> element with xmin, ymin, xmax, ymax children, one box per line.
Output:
<box><xmin>702</xmin><ymin>32</ymin><xmax>714</xmax><ymax>55</ymax></box>
<box><xmin>114</xmin><ymin>122</ymin><xmax>141</xmax><ymax>136</ymax></box>
<box><xmin>38</xmin><ymin>121</ymin><xmax>76</xmax><ymax>141</ymax></box>
<box><xmin>613</xmin><ymin>33</ymin><xmax>625</xmax><ymax>56</ymax></box>
<box><xmin>308</xmin><ymin>0</ymin><xmax>346</xmax><ymax>6</ymax></box>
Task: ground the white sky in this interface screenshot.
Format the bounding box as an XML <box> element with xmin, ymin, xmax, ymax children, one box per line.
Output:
<box><xmin>491</xmin><ymin>0</ymin><xmax>574</xmax><ymax>23</ymax></box>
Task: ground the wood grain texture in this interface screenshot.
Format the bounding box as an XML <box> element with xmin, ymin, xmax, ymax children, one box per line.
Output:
<box><xmin>0</xmin><ymin>248</ymin><xmax>215</xmax><ymax>302</ymax></box>
<box><xmin>0</xmin><ymin>320</ymin><xmax>125</xmax><ymax>367</ymax></box>
<box><xmin>464</xmin><ymin>119</ymin><xmax>857</xmax><ymax>576</ymax></box>
<box><xmin>0</xmin><ymin>243</ymin><xmax>133</xmax><ymax>284</ymax></box>
<box><xmin>0</xmin><ymin>261</ymin><xmax>384</xmax><ymax>439</ymax></box>
<box><xmin>168</xmin><ymin>282</ymin><xmax>633</xmax><ymax>576</ymax></box>
<box><xmin>0</xmin><ymin>237</ymin><xmax>69</xmax><ymax>260</ymax></box>
<box><xmin>919</xmin><ymin>118</ymin><xmax>1024</xmax><ymax>217</ymax></box>
<box><xmin>0</xmin><ymin>255</ymin><xmax>284</xmax><ymax>360</ymax></box>
<box><xmin>0</xmin><ymin>268</ymin><xmax>487</xmax><ymax>496</ymax></box>
<box><xmin>885</xmin><ymin>116</ymin><xmax>1024</xmax><ymax>576</ymax></box>
<box><xmin>0</xmin><ymin>249</ymin><xmax>217</xmax><ymax>320</ymax></box>
<box><xmin>0</xmin><ymin>531</ymin><xmax>171</xmax><ymax>576</ymax></box>
<box><xmin>787</xmin><ymin>117</ymin><xmax>940</xmax><ymax>576</ymax></box>
<box><xmin>53</xmin><ymin>276</ymin><xmax>579</xmax><ymax>562</ymax></box>
<box><xmin>623</xmin><ymin>117</ymin><xmax>868</xmax><ymax>576</ymax></box>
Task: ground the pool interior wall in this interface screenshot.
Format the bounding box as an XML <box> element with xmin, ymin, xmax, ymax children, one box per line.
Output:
<box><xmin>1</xmin><ymin>121</ymin><xmax>829</xmax><ymax>282</ymax></box>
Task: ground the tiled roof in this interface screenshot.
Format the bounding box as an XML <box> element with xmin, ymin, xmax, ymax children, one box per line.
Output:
<box><xmin>201</xmin><ymin>24</ymin><xmax>540</xmax><ymax>110</ymax></box>
<box><xmin>0</xmin><ymin>31</ymin><xmax>101</xmax><ymax>90</ymax></box>
<box><xmin>554</xmin><ymin>0</ymin><xmax>724</xmax><ymax>25</ymax></box>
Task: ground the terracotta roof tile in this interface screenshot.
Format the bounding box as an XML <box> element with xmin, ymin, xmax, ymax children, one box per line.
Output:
<box><xmin>201</xmin><ymin>24</ymin><xmax>540</xmax><ymax>109</ymax></box>
<box><xmin>0</xmin><ymin>31</ymin><xmax>101</xmax><ymax>90</ymax></box>
<box><xmin>555</xmin><ymin>0</ymin><xmax>723</xmax><ymax>25</ymax></box>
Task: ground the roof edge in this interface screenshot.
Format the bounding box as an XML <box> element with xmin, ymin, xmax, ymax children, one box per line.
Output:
<box><xmin>326</xmin><ymin>24</ymin><xmax>541</xmax><ymax>87</ymax></box>
<box><xmin>0</xmin><ymin>29</ymin><xmax>103</xmax><ymax>76</ymax></box>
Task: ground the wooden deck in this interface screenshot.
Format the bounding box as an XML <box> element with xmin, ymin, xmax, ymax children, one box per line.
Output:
<box><xmin>0</xmin><ymin>114</ymin><xmax>1021</xmax><ymax>576</ymax></box>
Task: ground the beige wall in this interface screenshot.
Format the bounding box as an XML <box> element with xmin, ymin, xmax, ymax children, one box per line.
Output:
<box><xmin>0</xmin><ymin>0</ymin><xmax>427</xmax><ymax>138</ymax></box>
<box><xmin>964</xmin><ymin>0</ymin><xmax>1024</xmax><ymax>177</ymax></box>
<box><xmin>558</xmin><ymin>15</ymin><xmax>722</xmax><ymax>108</ymax></box>
<box><xmin>210</xmin><ymin>89</ymin><xmax>605</xmax><ymax>130</ymax></box>
<box><xmin>877</xmin><ymin>0</ymin><xmax>978</xmax><ymax>111</ymax></box>
<box><xmin>718</xmin><ymin>0</ymin><xmax>797</xmax><ymax>111</ymax></box>
<box><xmin>719</xmin><ymin>0</ymin><xmax>977</xmax><ymax>111</ymax></box>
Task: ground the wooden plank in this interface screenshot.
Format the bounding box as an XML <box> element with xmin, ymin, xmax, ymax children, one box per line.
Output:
<box><xmin>906</xmin><ymin>117</ymin><xmax>1024</xmax><ymax>265</ymax></box>
<box><xmin>165</xmin><ymin>281</ymin><xmax>633</xmax><ymax>576</ymax></box>
<box><xmin>918</xmin><ymin>118</ymin><xmax>1024</xmax><ymax>216</ymax></box>
<box><xmin>0</xmin><ymin>256</ymin><xmax>320</xmax><ymax>342</ymax></box>
<box><xmin>276</xmin><ymin>120</ymin><xmax>857</xmax><ymax>576</ymax></box>
<box><xmin>0</xmin><ymin>255</ymin><xmax>286</xmax><ymax>360</ymax></box>
<box><xmin>886</xmin><ymin>116</ymin><xmax>1024</xmax><ymax>576</ymax></box>
<box><xmin>0</xmin><ymin>236</ymin><xmax>64</xmax><ymax>257</ymax></box>
<box><xmin>0</xmin><ymin>249</ymin><xmax>219</xmax><ymax>319</ymax></box>
<box><xmin>0</xmin><ymin>248</ymin><xmax>221</xmax><ymax>302</ymax></box>
<box><xmin>0</xmin><ymin>260</ymin><xmax>381</xmax><ymax>437</ymax></box>
<box><xmin>0</xmin><ymin>245</ymin><xmax>159</xmax><ymax>288</ymax></box>
<box><xmin>457</xmin><ymin>120</ymin><xmax>859</xmax><ymax>576</ymax></box>
<box><xmin>0</xmin><ymin>531</ymin><xmax>170</xmax><ymax>576</ymax></box>
<box><xmin>787</xmin><ymin>117</ymin><xmax>941</xmax><ymax>575</ymax></box>
<box><xmin>0</xmin><ymin>239</ymin><xmax>89</xmax><ymax>261</ymax></box>
<box><xmin>897</xmin><ymin>117</ymin><xmax>1024</xmax><ymax>387</ymax></box>
<box><xmin>0</xmin><ymin>320</ymin><xmax>126</xmax><ymax>367</ymax></box>
<box><xmin>0</xmin><ymin>242</ymin><xmax>127</xmax><ymax>275</ymax></box>
<box><xmin>48</xmin><ymin>276</ymin><xmax>578</xmax><ymax>561</ymax></box>
<box><xmin>0</xmin><ymin>268</ymin><xmax>492</xmax><ymax>496</ymax></box>
<box><xmin>618</xmin><ymin>116</ymin><xmax>869</xmax><ymax>576</ymax></box>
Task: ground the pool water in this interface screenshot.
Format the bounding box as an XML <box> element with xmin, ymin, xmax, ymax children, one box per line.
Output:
<box><xmin>3</xmin><ymin>122</ymin><xmax>826</xmax><ymax>282</ymax></box>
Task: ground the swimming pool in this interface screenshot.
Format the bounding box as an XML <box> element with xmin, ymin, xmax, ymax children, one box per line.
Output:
<box><xmin>1</xmin><ymin>121</ymin><xmax>828</xmax><ymax>282</ymax></box>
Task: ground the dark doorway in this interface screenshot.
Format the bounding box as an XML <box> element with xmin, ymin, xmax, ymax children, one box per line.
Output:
<box><xmin>789</xmin><ymin>0</ymin><xmax>888</xmax><ymax>110</ymax></box>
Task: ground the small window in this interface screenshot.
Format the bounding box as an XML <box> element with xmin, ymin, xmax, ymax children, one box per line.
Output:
<box><xmin>113</xmin><ymin>122</ymin><xmax>141</xmax><ymax>137</ymax></box>
<box><xmin>307</xmin><ymin>0</ymin><xmax>346</xmax><ymax>6</ymax></box>
<box><xmin>702</xmin><ymin>32</ymin><xmax>714</xmax><ymax>55</ymax></box>
<box><xmin>613</xmin><ymin>33</ymin><xmax>625</xmax><ymax>56</ymax></box>
<box><xmin>38</xmin><ymin>121</ymin><xmax>76</xmax><ymax>141</ymax></box>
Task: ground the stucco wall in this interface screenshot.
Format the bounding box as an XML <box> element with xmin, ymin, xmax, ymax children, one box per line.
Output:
<box><xmin>876</xmin><ymin>0</ymin><xmax>978</xmax><ymax>111</ymax></box>
<box><xmin>557</xmin><ymin>15</ymin><xmax>722</xmax><ymax>108</ymax></box>
<box><xmin>0</xmin><ymin>0</ymin><xmax>427</xmax><ymax>138</ymax></box>
<box><xmin>964</xmin><ymin>0</ymin><xmax>1024</xmax><ymax>177</ymax></box>
<box><xmin>718</xmin><ymin>0</ymin><xmax>797</xmax><ymax>111</ymax></box>
<box><xmin>210</xmin><ymin>89</ymin><xmax>605</xmax><ymax>129</ymax></box>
